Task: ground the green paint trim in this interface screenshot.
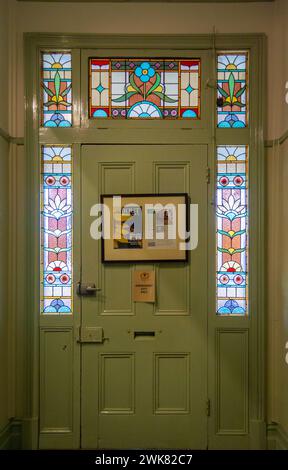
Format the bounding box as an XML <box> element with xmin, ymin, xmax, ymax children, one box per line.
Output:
<box><xmin>0</xmin><ymin>127</ymin><xmax>24</xmax><ymax>145</ymax></box>
<box><xmin>265</xmin><ymin>129</ymin><xmax>288</xmax><ymax>148</ymax></box>
<box><xmin>267</xmin><ymin>423</ymin><xmax>288</xmax><ymax>450</ymax></box>
<box><xmin>0</xmin><ymin>420</ymin><xmax>22</xmax><ymax>450</ymax></box>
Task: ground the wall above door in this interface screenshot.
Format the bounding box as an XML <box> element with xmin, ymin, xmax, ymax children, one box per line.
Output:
<box><xmin>17</xmin><ymin>0</ymin><xmax>275</xmax><ymax>4</ymax></box>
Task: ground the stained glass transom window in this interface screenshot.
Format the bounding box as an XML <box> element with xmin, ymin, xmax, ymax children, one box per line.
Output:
<box><xmin>217</xmin><ymin>53</ymin><xmax>248</xmax><ymax>128</ymax></box>
<box><xmin>89</xmin><ymin>58</ymin><xmax>201</xmax><ymax>119</ymax></box>
<box><xmin>216</xmin><ymin>146</ymin><xmax>248</xmax><ymax>315</ymax></box>
<box><xmin>42</xmin><ymin>52</ymin><xmax>72</xmax><ymax>127</ymax></box>
<box><xmin>41</xmin><ymin>146</ymin><xmax>73</xmax><ymax>314</ymax></box>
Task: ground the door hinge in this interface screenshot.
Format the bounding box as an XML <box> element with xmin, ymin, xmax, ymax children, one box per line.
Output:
<box><xmin>206</xmin><ymin>398</ymin><xmax>211</xmax><ymax>417</ymax></box>
<box><xmin>206</xmin><ymin>167</ymin><xmax>211</xmax><ymax>184</ymax></box>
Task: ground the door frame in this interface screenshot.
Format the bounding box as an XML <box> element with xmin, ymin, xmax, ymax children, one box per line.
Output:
<box><xmin>24</xmin><ymin>33</ymin><xmax>266</xmax><ymax>449</ymax></box>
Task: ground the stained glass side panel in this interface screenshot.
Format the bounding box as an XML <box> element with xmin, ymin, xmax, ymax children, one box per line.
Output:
<box><xmin>42</xmin><ymin>52</ymin><xmax>72</xmax><ymax>127</ymax></box>
<box><xmin>180</xmin><ymin>60</ymin><xmax>200</xmax><ymax>118</ymax></box>
<box><xmin>41</xmin><ymin>146</ymin><xmax>73</xmax><ymax>314</ymax></box>
<box><xmin>89</xmin><ymin>58</ymin><xmax>200</xmax><ymax>119</ymax></box>
<box><xmin>216</xmin><ymin>146</ymin><xmax>248</xmax><ymax>315</ymax></box>
<box><xmin>217</xmin><ymin>53</ymin><xmax>248</xmax><ymax>128</ymax></box>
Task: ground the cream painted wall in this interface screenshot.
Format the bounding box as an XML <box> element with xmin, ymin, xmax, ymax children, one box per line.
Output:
<box><xmin>4</xmin><ymin>0</ymin><xmax>288</xmax><ymax>444</ymax></box>
<box><xmin>266</xmin><ymin>0</ymin><xmax>288</xmax><ymax>437</ymax></box>
<box><xmin>269</xmin><ymin>0</ymin><xmax>288</xmax><ymax>138</ymax></box>
<box><xmin>280</xmin><ymin>138</ymin><xmax>288</xmax><ymax>430</ymax></box>
<box><xmin>0</xmin><ymin>136</ymin><xmax>9</xmax><ymax>433</ymax></box>
<box><xmin>0</xmin><ymin>0</ymin><xmax>8</xmax><ymax>132</ymax></box>
<box><xmin>0</xmin><ymin>0</ymin><xmax>10</xmax><ymax>434</ymax></box>
<box><xmin>267</xmin><ymin>135</ymin><xmax>288</xmax><ymax>436</ymax></box>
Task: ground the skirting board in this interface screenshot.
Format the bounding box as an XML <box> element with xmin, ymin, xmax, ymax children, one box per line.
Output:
<box><xmin>0</xmin><ymin>420</ymin><xmax>22</xmax><ymax>450</ymax></box>
<box><xmin>1</xmin><ymin>419</ymin><xmax>288</xmax><ymax>450</ymax></box>
<box><xmin>267</xmin><ymin>423</ymin><xmax>288</xmax><ymax>450</ymax></box>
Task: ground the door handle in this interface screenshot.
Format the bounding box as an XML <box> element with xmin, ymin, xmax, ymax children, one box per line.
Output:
<box><xmin>77</xmin><ymin>282</ymin><xmax>101</xmax><ymax>296</ymax></box>
<box><xmin>86</xmin><ymin>286</ymin><xmax>101</xmax><ymax>293</ymax></box>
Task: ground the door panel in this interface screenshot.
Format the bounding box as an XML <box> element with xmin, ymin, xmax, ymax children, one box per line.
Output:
<box><xmin>81</xmin><ymin>144</ymin><xmax>207</xmax><ymax>449</ymax></box>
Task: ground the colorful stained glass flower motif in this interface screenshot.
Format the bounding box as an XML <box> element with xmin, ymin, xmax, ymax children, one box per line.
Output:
<box><xmin>89</xmin><ymin>59</ymin><xmax>200</xmax><ymax>119</ymax></box>
<box><xmin>216</xmin><ymin>146</ymin><xmax>248</xmax><ymax>315</ymax></box>
<box><xmin>42</xmin><ymin>53</ymin><xmax>72</xmax><ymax>127</ymax></box>
<box><xmin>41</xmin><ymin>146</ymin><xmax>73</xmax><ymax>314</ymax></box>
<box><xmin>217</xmin><ymin>53</ymin><xmax>248</xmax><ymax>128</ymax></box>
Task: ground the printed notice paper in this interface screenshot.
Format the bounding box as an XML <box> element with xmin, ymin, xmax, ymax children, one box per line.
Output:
<box><xmin>132</xmin><ymin>271</ymin><xmax>155</xmax><ymax>303</ymax></box>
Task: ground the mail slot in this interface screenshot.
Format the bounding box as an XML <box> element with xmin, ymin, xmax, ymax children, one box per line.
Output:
<box><xmin>134</xmin><ymin>331</ymin><xmax>156</xmax><ymax>339</ymax></box>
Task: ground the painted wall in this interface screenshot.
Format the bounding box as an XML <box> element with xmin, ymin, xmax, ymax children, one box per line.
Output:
<box><xmin>0</xmin><ymin>0</ymin><xmax>10</xmax><ymax>435</ymax></box>
<box><xmin>4</xmin><ymin>0</ymin><xmax>288</xmax><ymax>444</ymax></box>
<box><xmin>280</xmin><ymin>138</ymin><xmax>288</xmax><ymax>432</ymax></box>
<box><xmin>266</xmin><ymin>0</ymin><xmax>288</xmax><ymax>440</ymax></box>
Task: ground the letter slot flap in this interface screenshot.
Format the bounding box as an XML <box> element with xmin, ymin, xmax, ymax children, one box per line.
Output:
<box><xmin>78</xmin><ymin>327</ymin><xmax>104</xmax><ymax>343</ymax></box>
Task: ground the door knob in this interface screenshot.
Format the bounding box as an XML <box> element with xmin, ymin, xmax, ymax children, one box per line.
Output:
<box><xmin>77</xmin><ymin>282</ymin><xmax>101</xmax><ymax>296</ymax></box>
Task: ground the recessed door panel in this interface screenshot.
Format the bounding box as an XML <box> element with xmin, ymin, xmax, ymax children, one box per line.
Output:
<box><xmin>100</xmin><ymin>353</ymin><xmax>135</xmax><ymax>414</ymax></box>
<box><xmin>154</xmin><ymin>353</ymin><xmax>190</xmax><ymax>414</ymax></box>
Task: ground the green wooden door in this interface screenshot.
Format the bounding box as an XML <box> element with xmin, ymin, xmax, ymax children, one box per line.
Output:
<box><xmin>80</xmin><ymin>144</ymin><xmax>208</xmax><ymax>449</ymax></box>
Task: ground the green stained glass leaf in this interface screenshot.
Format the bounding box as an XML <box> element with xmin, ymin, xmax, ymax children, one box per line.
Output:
<box><xmin>153</xmin><ymin>91</ymin><xmax>177</xmax><ymax>103</ymax></box>
<box><xmin>217</xmin><ymin>247</ymin><xmax>230</xmax><ymax>253</ymax></box>
<box><xmin>130</xmin><ymin>73</ymin><xmax>142</xmax><ymax>95</ymax></box>
<box><xmin>54</xmin><ymin>71</ymin><xmax>61</xmax><ymax>100</ymax></box>
<box><xmin>112</xmin><ymin>91</ymin><xmax>137</xmax><ymax>103</ymax></box>
<box><xmin>43</xmin><ymin>100</ymin><xmax>57</xmax><ymax>107</ymax></box>
<box><xmin>217</xmin><ymin>230</ymin><xmax>229</xmax><ymax>236</ymax></box>
<box><xmin>228</xmin><ymin>72</ymin><xmax>235</xmax><ymax>100</ymax></box>
<box><xmin>233</xmin><ymin>230</ymin><xmax>246</xmax><ymax>237</ymax></box>
<box><xmin>223</xmin><ymin>100</ymin><xmax>246</xmax><ymax>108</ymax></box>
<box><xmin>44</xmin><ymin>247</ymin><xmax>71</xmax><ymax>253</ymax></box>
<box><xmin>59</xmin><ymin>101</ymin><xmax>71</xmax><ymax>107</ymax></box>
<box><xmin>217</xmin><ymin>86</ymin><xmax>229</xmax><ymax>98</ymax></box>
<box><xmin>217</xmin><ymin>229</ymin><xmax>246</xmax><ymax>238</ymax></box>
<box><xmin>61</xmin><ymin>84</ymin><xmax>72</xmax><ymax>98</ymax></box>
<box><xmin>232</xmin><ymin>248</ymin><xmax>246</xmax><ymax>254</ymax></box>
<box><xmin>146</xmin><ymin>73</ymin><xmax>161</xmax><ymax>97</ymax></box>
<box><xmin>42</xmin><ymin>83</ymin><xmax>54</xmax><ymax>98</ymax></box>
<box><xmin>235</xmin><ymin>85</ymin><xmax>246</xmax><ymax>98</ymax></box>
